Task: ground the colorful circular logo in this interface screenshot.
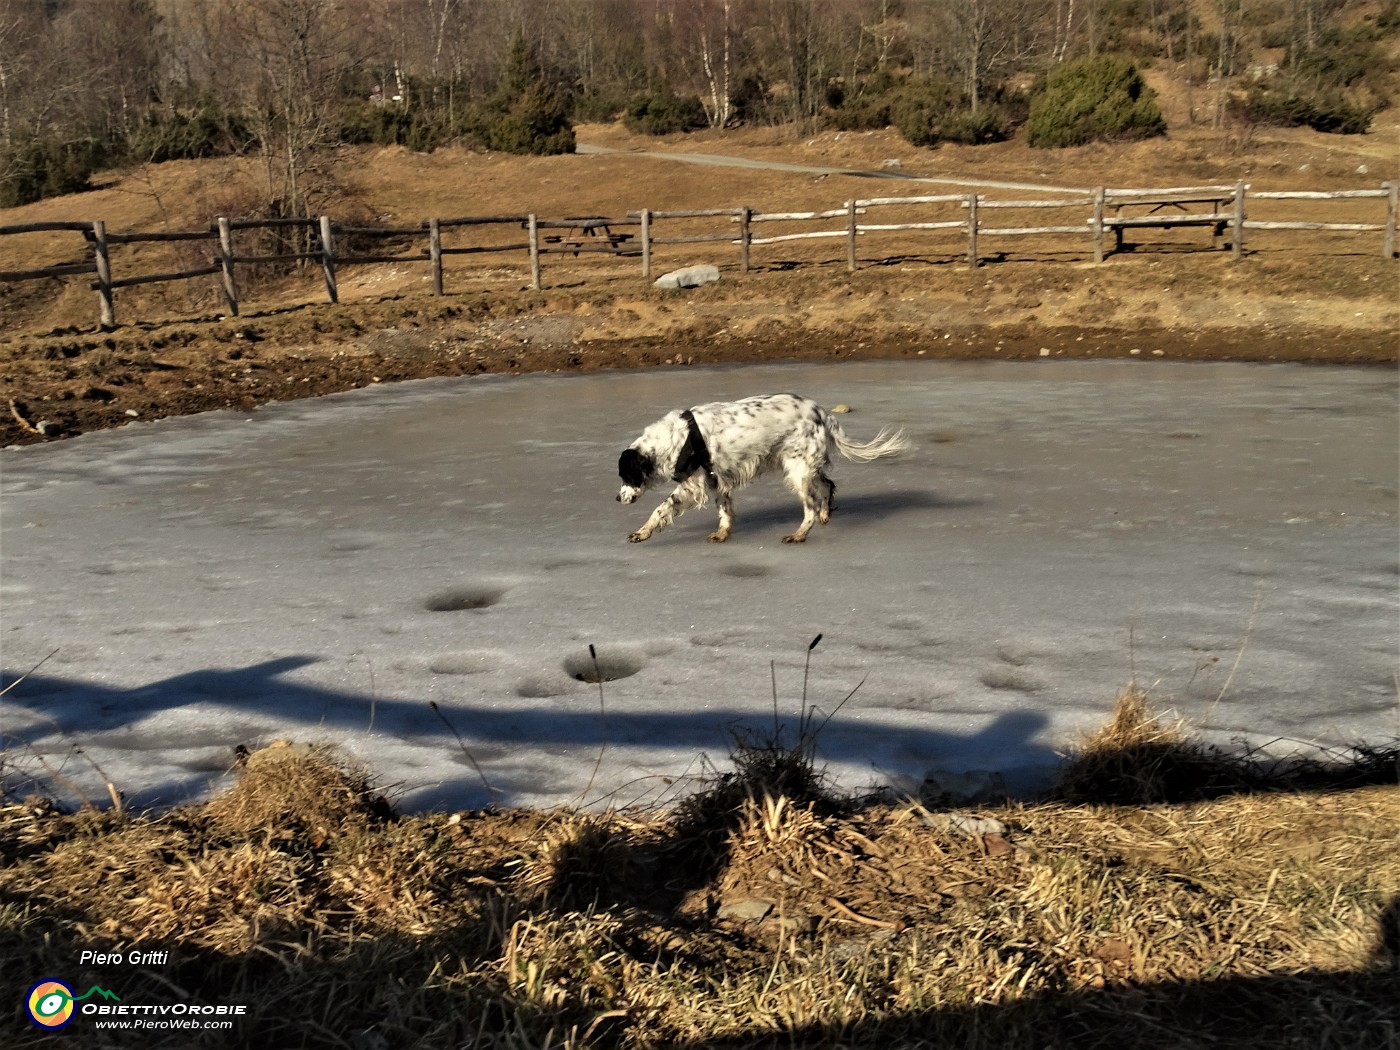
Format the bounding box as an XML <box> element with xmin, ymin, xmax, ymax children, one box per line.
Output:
<box><xmin>26</xmin><ymin>979</ymin><xmax>75</xmax><ymax>1029</ymax></box>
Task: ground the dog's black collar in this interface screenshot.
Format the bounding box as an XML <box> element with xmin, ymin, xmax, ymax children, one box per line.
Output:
<box><xmin>675</xmin><ymin>409</ymin><xmax>718</xmax><ymax>488</ymax></box>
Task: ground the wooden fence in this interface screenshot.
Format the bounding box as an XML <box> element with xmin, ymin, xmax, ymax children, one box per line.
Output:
<box><xmin>1</xmin><ymin>180</ymin><xmax>1394</xmax><ymax>327</ymax></box>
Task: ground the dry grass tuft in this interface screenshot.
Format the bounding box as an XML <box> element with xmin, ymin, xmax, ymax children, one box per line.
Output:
<box><xmin>1053</xmin><ymin>684</ymin><xmax>1251</xmax><ymax>804</ymax></box>
<box><xmin>1056</xmin><ymin>686</ymin><xmax>1399</xmax><ymax>805</ymax></box>
<box><xmin>203</xmin><ymin>741</ymin><xmax>394</xmax><ymax>846</ymax></box>
<box><xmin>513</xmin><ymin>811</ymin><xmax>639</xmax><ymax>912</ymax></box>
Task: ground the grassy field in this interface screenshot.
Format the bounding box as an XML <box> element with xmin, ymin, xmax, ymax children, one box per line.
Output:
<box><xmin>3</xmin><ymin>689</ymin><xmax>1396</xmax><ymax>1048</ymax></box>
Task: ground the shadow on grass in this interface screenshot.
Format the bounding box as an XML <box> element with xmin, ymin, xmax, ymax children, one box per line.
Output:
<box><xmin>684</xmin><ymin>953</ymin><xmax>1400</xmax><ymax>1049</ymax></box>
<box><xmin>4</xmin><ymin>882</ymin><xmax>1394</xmax><ymax>1049</ymax></box>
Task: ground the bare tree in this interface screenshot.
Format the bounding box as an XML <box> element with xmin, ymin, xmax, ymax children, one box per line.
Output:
<box><xmin>69</xmin><ymin>0</ymin><xmax>160</xmax><ymax>143</ymax></box>
<box><xmin>546</xmin><ymin>0</ymin><xmax>648</xmax><ymax>102</ymax></box>
<box><xmin>932</xmin><ymin>0</ymin><xmax>1046</xmax><ymax>112</ymax></box>
<box><xmin>0</xmin><ymin>0</ymin><xmax>47</xmax><ymax>146</ymax></box>
<box><xmin>1051</xmin><ymin>0</ymin><xmax>1076</xmax><ymax>62</ymax></box>
<box><xmin>865</xmin><ymin>0</ymin><xmax>906</xmax><ymax>71</ymax></box>
<box><xmin>747</xmin><ymin>0</ymin><xmax>860</xmax><ymax>126</ymax></box>
<box><xmin>218</xmin><ymin>0</ymin><xmax>361</xmax><ymax>222</ymax></box>
<box><xmin>670</xmin><ymin>0</ymin><xmax>736</xmax><ymax>127</ymax></box>
<box><xmin>0</xmin><ymin>0</ymin><xmax>160</xmax><ymax>147</ymax></box>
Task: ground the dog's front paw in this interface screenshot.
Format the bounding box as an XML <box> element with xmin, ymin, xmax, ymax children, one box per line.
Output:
<box><xmin>781</xmin><ymin>533</ymin><xmax>807</xmax><ymax>544</ymax></box>
<box><xmin>705</xmin><ymin>530</ymin><xmax>729</xmax><ymax>543</ymax></box>
<box><xmin>628</xmin><ymin>531</ymin><xmax>650</xmax><ymax>543</ymax></box>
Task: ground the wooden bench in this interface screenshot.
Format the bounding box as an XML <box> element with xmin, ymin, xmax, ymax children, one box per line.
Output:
<box><xmin>1099</xmin><ymin>193</ymin><xmax>1236</xmax><ymax>256</ymax></box>
<box><xmin>558</xmin><ymin>224</ymin><xmax>637</xmax><ymax>256</ymax></box>
<box><xmin>529</xmin><ymin>218</ymin><xmax>639</xmax><ymax>256</ymax></box>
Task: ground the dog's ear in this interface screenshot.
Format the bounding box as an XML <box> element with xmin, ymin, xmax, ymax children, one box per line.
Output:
<box><xmin>618</xmin><ymin>447</ymin><xmax>652</xmax><ymax>488</ymax></box>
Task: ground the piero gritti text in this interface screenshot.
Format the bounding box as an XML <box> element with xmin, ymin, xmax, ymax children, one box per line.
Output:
<box><xmin>80</xmin><ymin>949</ymin><xmax>170</xmax><ymax>966</ymax></box>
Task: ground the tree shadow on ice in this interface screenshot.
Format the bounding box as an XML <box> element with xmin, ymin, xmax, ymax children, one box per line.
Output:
<box><xmin>1</xmin><ymin>657</ymin><xmax>1056</xmax><ymax>815</ymax></box>
<box><xmin>3</xmin><ymin>659</ymin><xmax>1392</xmax><ymax>816</ymax></box>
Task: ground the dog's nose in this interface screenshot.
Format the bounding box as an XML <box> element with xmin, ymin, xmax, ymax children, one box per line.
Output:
<box><xmin>616</xmin><ymin>493</ymin><xmax>622</xmax><ymax>502</ymax></box>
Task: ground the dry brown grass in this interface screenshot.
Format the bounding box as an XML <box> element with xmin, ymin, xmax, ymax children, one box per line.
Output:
<box><xmin>2</xmin><ymin>693</ymin><xmax>1396</xmax><ymax>1048</ymax></box>
<box><xmin>1058</xmin><ymin>684</ymin><xmax>1400</xmax><ymax>804</ymax></box>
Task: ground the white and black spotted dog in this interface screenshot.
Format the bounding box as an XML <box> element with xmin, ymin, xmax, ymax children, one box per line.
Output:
<box><xmin>617</xmin><ymin>393</ymin><xmax>911</xmax><ymax>544</ymax></box>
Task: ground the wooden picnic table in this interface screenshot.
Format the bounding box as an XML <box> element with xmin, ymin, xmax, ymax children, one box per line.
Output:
<box><xmin>1102</xmin><ymin>195</ymin><xmax>1235</xmax><ymax>252</ymax></box>
<box><xmin>533</xmin><ymin>217</ymin><xmax>638</xmax><ymax>255</ymax></box>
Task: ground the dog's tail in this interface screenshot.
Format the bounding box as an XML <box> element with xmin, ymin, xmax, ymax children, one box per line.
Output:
<box><xmin>830</xmin><ymin>422</ymin><xmax>913</xmax><ymax>462</ymax></box>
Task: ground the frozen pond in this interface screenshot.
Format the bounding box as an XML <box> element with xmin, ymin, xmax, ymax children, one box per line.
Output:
<box><xmin>1</xmin><ymin>359</ymin><xmax>1396</xmax><ymax>812</ymax></box>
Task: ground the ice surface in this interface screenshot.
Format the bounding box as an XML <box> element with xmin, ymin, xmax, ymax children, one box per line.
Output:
<box><xmin>2</xmin><ymin>359</ymin><xmax>1396</xmax><ymax>812</ymax></box>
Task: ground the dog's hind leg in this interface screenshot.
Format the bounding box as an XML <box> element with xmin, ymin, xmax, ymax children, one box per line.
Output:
<box><xmin>781</xmin><ymin>461</ymin><xmax>822</xmax><ymax>544</ymax></box>
<box><xmin>817</xmin><ymin>472</ymin><xmax>837</xmax><ymax>524</ymax></box>
<box><xmin>706</xmin><ymin>488</ymin><xmax>735</xmax><ymax>543</ymax></box>
<box><xmin>783</xmin><ymin>504</ymin><xmax>819</xmax><ymax>544</ymax></box>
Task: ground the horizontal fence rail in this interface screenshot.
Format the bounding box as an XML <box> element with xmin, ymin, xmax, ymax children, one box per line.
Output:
<box><xmin>1</xmin><ymin>180</ymin><xmax>1393</xmax><ymax>326</ymax></box>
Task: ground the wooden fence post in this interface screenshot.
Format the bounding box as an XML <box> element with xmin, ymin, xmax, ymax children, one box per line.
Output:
<box><xmin>966</xmin><ymin>193</ymin><xmax>979</xmax><ymax>267</ymax></box>
<box><xmin>91</xmin><ymin>220</ymin><xmax>115</xmax><ymax>327</ymax></box>
<box><xmin>429</xmin><ymin>218</ymin><xmax>443</xmax><ymax>295</ymax></box>
<box><xmin>528</xmin><ymin>214</ymin><xmax>541</xmax><ymax>290</ymax></box>
<box><xmin>319</xmin><ymin>215</ymin><xmax>339</xmax><ymax>303</ymax></box>
<box><xmin>1092</xmin><ymin>187</ymin><xmax>1106</xmax><ymax>263</ymax></box>
<box><xmin>739</xmin><ymin>206</ymin><xmax>751</xmax><ymax>274</ymax></box>
<box><xmin>1231</xmin><ymin>181</ymin><xmax>1246</xmax><ymax>260</ymax></box>
<box><xmin>217</xmin><ymin>217</ymin><xmax>239</xmax><ymax>316</ymax></box>
<box><xmin>846</xmin><ymin>200</ymin><xmax>858</xmax><ymax>272</ymax></box>
<box><xmin>1384</xmin><ymin>180</ymin><xmax>1397</xmax><ymax>259</ymax></box>
<box><xmin>640</xmin><ymin>209</ymin><xmax>652</xmax><ymax>279</ymax></box>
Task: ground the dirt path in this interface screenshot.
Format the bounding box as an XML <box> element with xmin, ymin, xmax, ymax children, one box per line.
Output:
<box><xmin>575</xmin><ymin>141</ymin><xmax>1091</xmax><ymax>193</ymax></box>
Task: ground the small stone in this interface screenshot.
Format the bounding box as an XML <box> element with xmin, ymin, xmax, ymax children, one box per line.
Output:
<box><xmin>774</xmin><ymin>911</ymin><xmax>819</xmax><ymax>935</ymax></box>
<box><xmin>643</xmin><ymin>924</ymin><xmax>689</xmax><ymax>952</ymax></box>
<box><xmin>1094</xmin><ymin>937</ymin><xmax>1132</xmax><ymax>968</ymax></box>
<box><xmin>717</xmin><ymin>897</ymin><xmax>773</xmax><ymax>922</ymax></box>
<box><xmin>921</xmin><ymin>811</ymin><xmax>1006</xmax><ymax>838</ymax></box>
<box><xmin>982</xmin><ymin>832</ymin><xmax>1014</xmax><ymax>858</ymax></box>
<box><xmin>828</xmin><ymin>927</ymin><xmax>897</xmax><ymax>961</ymax></box>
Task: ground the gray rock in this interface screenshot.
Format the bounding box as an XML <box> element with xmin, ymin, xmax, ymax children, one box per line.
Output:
<box><xmin>654</xmin><ymin>265</ymin><xmax>720</xmax><ymax>290</ymax></box>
